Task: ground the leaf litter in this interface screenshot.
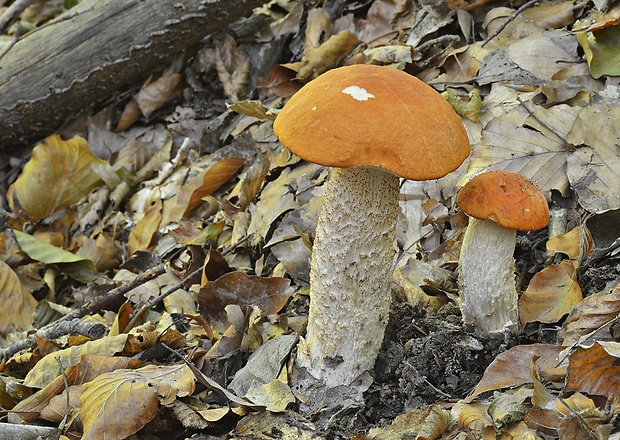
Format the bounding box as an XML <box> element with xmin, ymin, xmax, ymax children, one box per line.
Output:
<box><xmin>1</xmin><ymin>0</ymin><xmax>620</xmax><ymax>438</ymax></box>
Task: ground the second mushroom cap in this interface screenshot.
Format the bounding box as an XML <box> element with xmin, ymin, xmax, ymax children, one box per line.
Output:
<box><xmin>457</xmin><ymin>171</ymin><xmax>549</xmax><ymax>231</ymax></box>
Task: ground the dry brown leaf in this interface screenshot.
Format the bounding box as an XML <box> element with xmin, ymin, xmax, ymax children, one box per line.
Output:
<box><xmin>135</xmin><ymin>73</ymin><xmax>183</xmax><ymax>118</ymax></box>
<box><xmin>559</xmin><ymin>282</ymin><xmax>620</xmax><ymax>346</ymax></box>
<box><xmin>524</xmin><ymin>406</ymin><xmax>561</xmax><ymax>437</ymax></box>
<box><xmin>465</xmin><ymin>344</ymin><xmax>564</xmax><ymax>403</ymax></box>
<box><xmin>198</xmin><ymin>271</ymin><xmax>292</xmax><ymax>336</ymax></box>
<box><xmin>116</xmin><ymin>98</ymin><xmax>142</xmax><ymax>132</ymax></box>
<box><xmin>566</xmin><ymin>341</ymin><xmax>620</xmax><ymax>397</ymax></box>
<box><xmin>159</xmin><ymin>155</ymin><xmax>245</xmax><ymax>227</ymax></box>
<box><xmin>519</xmin><ymin>261</ymin><xmax>583</xmax><ymax>326</ymax></box>
<box><xmin>183</xmin><ymin>156</ymin><xmax>245</xmax><ymax>217</ymax></box>
<box><xmin>256</xmin><ymin>65</ymin><xmax>302</xmax><ymax>97</ymax></box>
<box><xmin>9</xmin><ymin>135</ymin><xmax>107</xmax><ymax>222</ymax></box>
<box><xmin>557</xmin><ymin>409</ymin><xmax>613</xmax><ymax>440</ymax></box>
<box><xmin>215</xmin><ymin>35</ymin><xmax>250</xmax><ymax>102</ymax></box>
<box><xmin>358</xmin><ymin>0</ymin><xmax>411</xmax><ymax>44</ymax></box>
<box><xmin>0</xmin><ymin>259</ymin><xmax>37</xmax><ymax>337</ymax></box>
<box><xmin>522</xmin><ymin>1</ymin><xmax>576</xmax><ymax>29</ymax></box>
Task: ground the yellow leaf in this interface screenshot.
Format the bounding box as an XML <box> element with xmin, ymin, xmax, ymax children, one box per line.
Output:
<box><xmin>24</xmin><ymin>335</ymin><xmax>129</xmax><ymax>389</ymax></box>
<box><xmin>0</xmin><ymin>260</ymin><xmax>37</xmax><ymax>336</ymax></box>
<box><xmin>10</xmin><ymin>135</ymin><xmax>107</xmax><ymax>222</ymax></box>
<box><xmin>80</xmin><ymin>363</ymin><xmax>195</xmax><ymax>439</ymax></box>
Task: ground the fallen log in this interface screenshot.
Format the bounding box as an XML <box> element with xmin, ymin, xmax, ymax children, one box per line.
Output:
<box><xmin>0</xmin><ymin>0</ymin><xmax>265</xmax><ymax>153</ymax></box>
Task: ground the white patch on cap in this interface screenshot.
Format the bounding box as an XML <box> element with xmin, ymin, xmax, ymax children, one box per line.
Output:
<box><xmin>342</xmin><ymin>86</ymin><xmax>375</xmax><ymax>101</ymax></box>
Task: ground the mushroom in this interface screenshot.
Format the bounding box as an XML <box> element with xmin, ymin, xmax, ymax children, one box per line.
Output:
<box><xmin>456</xmin><ymin>171</ymin><xmax>549</xmax><ymax>337</ymax></box>
<box><xmin>273</xmin><ymin>64</ymin><xmax>470</xmax><ymax>388</ymax></box>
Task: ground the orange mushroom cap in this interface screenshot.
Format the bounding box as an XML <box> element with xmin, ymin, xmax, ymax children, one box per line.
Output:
<box><xmin>457</xmin><ymin>171</ymin><xmax>549</xmax><ymax>231</ymax></box>
<box><xmin>273</xmin><ymin>64</ymin><xmax>470</xmax><ymax>181</ymax></box>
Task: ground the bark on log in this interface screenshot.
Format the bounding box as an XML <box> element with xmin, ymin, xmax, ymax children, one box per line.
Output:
<box><xmin>0</xmin><ymin>0</ymin><xmax>265</xmax><ymax>153</ymax></box>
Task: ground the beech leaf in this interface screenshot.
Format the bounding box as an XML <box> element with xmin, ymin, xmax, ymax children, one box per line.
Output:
<box><xmin>10</xmin><ymin>135</ymin><xmax>107</xmax><ymax>221</ymax></box>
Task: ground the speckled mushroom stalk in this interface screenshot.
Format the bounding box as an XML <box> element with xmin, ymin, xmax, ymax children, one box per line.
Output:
<box><xmin>456</xmin><ymin>171</ymin><xmax>549</xmax><ymax>337</ymax></box>
<box><xmin>296</xmin><ymin>166</ymin><xmax>400</xmax><ymax>387</ymax></box>
<box><xmin>274</xmin><ymin>64</ymin><xmax>470</xmax><ymax>390</ymax></box>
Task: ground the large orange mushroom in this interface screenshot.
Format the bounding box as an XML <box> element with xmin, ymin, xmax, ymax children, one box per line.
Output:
<box><xmin>273</xmin><ymin>64</ymin><xmax>470</xmax><ymax>390</ymax></box>
<box><xmin>457</xmin><ymin>171</ymin><xmax>549</xmax><ymax>337</ymax></box>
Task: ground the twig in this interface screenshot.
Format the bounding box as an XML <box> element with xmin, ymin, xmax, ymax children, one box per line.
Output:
<box><xmin>57</xmin><ymin>263</ymin><xmax>167</xmax><ymax>324</ymax></box>
<box><xmin>162</xmin><ymin>343</ymin><xmax>263</xmax><ymax>409</ymax></box>
<box><xmin>482</xmin><ymin>0</ymin><xmax>539</xmax><ymax>47</ymax></box>
<box><xmin>461</xmin><ymin>0</ymin><xmax>497</xmax><ymax>12</ymax></box>
<box><xmin>417</xmin><ymin>35</ymin><xmax>461</xmax><ymax>52</ymax></box>
<box><xmin>126</xmin><ymin>235</ymin><xmax>252</xmax><ymax>329</ymax></box>
<box><xmin>1</xmin><ymin>319</ymin><xmax>106</xmax><ymax>360</ymax></box>
<box><xmin>0</xmin><ymin>0</ymin><xmax>36</xmax><ymax>31</ymax></box>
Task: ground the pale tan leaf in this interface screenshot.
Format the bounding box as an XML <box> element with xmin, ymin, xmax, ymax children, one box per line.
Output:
<box><xmin>0</xmin><ymin>260</ymin><xmax>37</xmax><ymax>336</ymax></box>
<box><xmin>519</xmin><ymin>261</ymin><xmax>583</xmax><ymax>326</ymax></box>
<box><xmin>508</xmin><ymin>30</ymin><xmax>580</xmax><ymax>81</ymax></box>
<box><xmin>388</xmin><ymin>404</ymin><xmax>450</xmax><ymax>439</ymax></box>
<box><xmin>244</xmin><ymin>379</ymin><xmax>295</xmax><ymax>412</ymax></box>
<box><xmin>453</xmin><ymin>401</ymin><xmax>493</xmax><ymax>435</ymax></box>
<box><xmin>126</xmin><ymin>191</ymin><xmax>162</xmax><ymax>255</ymax></box>
<box><xmin>465</xmin><ymin>103</ymin><xmax>573</xmax><ymax>197</ymax></box>
<box><xmin>522</xmin><ymin>1</ymin><xmax>576</xmax><ymax>29</ymax></box>
<box><xmin>12</xmin><ymin>354</ymin><xmax>142</xmax><ymax>423</ymax></box>
<box><xmin>566</xmin><ymin>103</ymin><xmax>620</xmax><ymax>213</ymax></box>
<box><xmin>560</xmin><ymin>282</ymin><xmax>620</xmax><ymax>346</ymax></box>
<box><xmin>10</xmin><ymin>135</ymin><xmax>107</xmax><ymax>221</ymax></box>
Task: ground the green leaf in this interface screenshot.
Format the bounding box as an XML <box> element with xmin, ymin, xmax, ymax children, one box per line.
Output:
<box><xmin>13</xmin><ymin>230</ymin><xmax>100</xmax><ymax>283</ymax></box>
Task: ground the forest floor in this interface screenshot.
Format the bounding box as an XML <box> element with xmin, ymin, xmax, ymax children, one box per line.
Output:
<box><xmin>1</xmin><ymin>0</ymin><xmax>620</xmax><ymax>439</ymax></box>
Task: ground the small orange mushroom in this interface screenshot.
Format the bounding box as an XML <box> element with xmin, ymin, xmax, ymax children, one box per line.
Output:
<box><xmin>457</xmin><ymin>171</ymin><xmax>549</xmax><ymax>337</ymax></box>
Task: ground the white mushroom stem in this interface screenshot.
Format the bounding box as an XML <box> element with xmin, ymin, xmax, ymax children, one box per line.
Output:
<box><xmin>458</xmin><ymin>218</ymin><xmax>520</xmax><ymax>336</ymax></box>
<box><xmin>296</xmin><ymin>166</ymin><xmax>400</xmax><ymax>388</ymax></box>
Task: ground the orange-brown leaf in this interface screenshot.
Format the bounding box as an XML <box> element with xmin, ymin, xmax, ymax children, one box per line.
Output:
<box><xmin>567</xmin><ymin>341</ymin><xmax>620</xmax><ymax>398</ymax></box>
<box><xmin>519</xmin><ymin>261</ymin><xmax>583</xmax><ymax>326</ymax></box>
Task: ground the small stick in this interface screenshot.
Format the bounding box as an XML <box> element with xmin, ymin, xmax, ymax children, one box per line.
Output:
<box><xmin>0</xmin><ymin>0</ymin><xmax>36</xmax><ymax>31</ymax></box>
